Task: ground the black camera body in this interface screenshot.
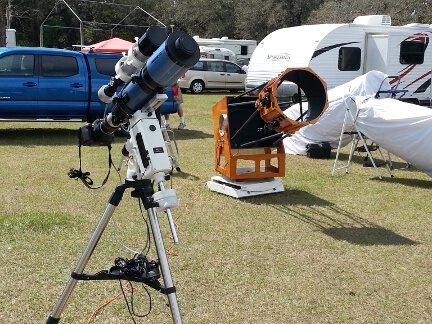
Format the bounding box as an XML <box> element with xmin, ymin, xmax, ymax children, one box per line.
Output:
<box><xmin>78</xmin><ymin>120</ymin><xmax>115</xmax><ymax>147</ymax></box>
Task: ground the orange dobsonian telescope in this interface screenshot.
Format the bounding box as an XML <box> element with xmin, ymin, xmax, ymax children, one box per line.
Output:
<box><xmin>208</xmin><ymin>67</ymin><xmax>328</xmax><ymax>197</ymax></box>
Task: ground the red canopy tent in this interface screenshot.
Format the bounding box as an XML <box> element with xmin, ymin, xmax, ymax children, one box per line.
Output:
<box><xmin>81</xmin><ymin>37</ymin><xmax>133</xmax><ymax>53</ymax></box>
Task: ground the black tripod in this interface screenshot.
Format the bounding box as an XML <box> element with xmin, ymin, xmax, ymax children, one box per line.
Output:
<box><xmin>46</xmin><ymin>179</ymin><xmax>182</xmax><ymax>323</ymax></box>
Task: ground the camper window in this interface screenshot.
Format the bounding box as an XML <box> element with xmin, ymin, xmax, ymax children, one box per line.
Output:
<box><xmin>338</xmin><ymin>47</ymin><xmax>361</xmax><ymax>71</ymax></box>
<box><xmin>241</xmin><ymin>46</ymin><xmax>248</xmax><ymax>56</ymax></box>
<box><xmin>400</xmin><ymin>41</ymin><xmax>425</xmax><ymax>64</ymax></box>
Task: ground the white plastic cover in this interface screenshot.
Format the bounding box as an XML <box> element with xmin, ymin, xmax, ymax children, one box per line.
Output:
<box><xmin>283</xmin><ymin>70</ymin><xmax>390</xmax><ymax>155</ymax></box>
<box><xmin>355</xmin><ymin>97</ymin><xmax>432</xmax><ymax>176</ymax></box>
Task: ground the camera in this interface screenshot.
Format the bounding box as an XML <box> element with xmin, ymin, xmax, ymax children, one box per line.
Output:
<box><xmin>111</xmin><ymin>254</ymin><xmax>161</xmax><ymax>281</ymax></box>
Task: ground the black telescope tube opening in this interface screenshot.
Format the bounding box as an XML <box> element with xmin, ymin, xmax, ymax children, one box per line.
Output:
<box><xmin>166</xmin><ymin>31</ymin><xmax>201</xmax><ymax>67</ymax></box>
<box><xmin>277</xmin><ymin>70</ymin><xmax>327</xmax><ymax>121</ymax></box>
<box><xmin>138</xmin><ymin>26</ymin><xmax>168</xmax><ymax>56</ymax></box>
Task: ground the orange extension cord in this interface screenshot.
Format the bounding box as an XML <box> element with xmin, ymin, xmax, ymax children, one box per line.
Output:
<box><xmin>86</xmin><ymin>284</ymin><xmax>136</xmax><ymax>324</ymax></box>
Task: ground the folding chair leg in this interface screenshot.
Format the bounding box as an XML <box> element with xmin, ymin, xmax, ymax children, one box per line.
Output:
<box><xmin>376</xmin><ymin>147</ymin><xmax>394</xmax><ymax>177</ymax></box>
<box><xmin>345</xmin><ymin>136</ymin><xmax>360</xmax><ymax>174</ymax></box>
<box><xmin>357</xmin><ymin>132</ymin><xmax>383</xmax><ymax>180</ymax></box>
<box><xmin>332</xmin><ymin>104</ymin><xmax>353</xmax><ymax>176</ymax></box>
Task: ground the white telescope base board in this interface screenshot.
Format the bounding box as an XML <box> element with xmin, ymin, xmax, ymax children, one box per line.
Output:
<box><xmin>207</xmin><ymin>175</ymin><xmax>285</xmax><ymax>198</ymax></box>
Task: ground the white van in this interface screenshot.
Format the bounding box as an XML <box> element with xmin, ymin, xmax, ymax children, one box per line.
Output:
<box><xmin>246</xmin><ymin>15</ymin><xmax>432</xmax><ymax>106</ymax></box>
<box><xmin>178</xmin><ymin>58</ymin><xmax>246</xmax><ymax>94</ymax></box>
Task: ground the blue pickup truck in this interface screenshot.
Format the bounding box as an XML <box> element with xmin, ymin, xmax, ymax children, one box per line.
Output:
<box><xmin>0</xmin><ymin>47</ymin><xmax>178</xmax><ymax>122</ymax></box>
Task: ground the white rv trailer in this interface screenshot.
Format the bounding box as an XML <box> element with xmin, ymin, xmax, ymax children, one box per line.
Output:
<box><xmin>246</xmin><ymin>15</ymin><xmax>432</xmax><ymax>106</ymax></box>
<box><xmin>199</xmin><ymin>46</ymin><xmax>236</xmax><ymax>62</ymax></box>
<box><xmin>193</xmin><ymin>36</ymin><xmax>257</xmax><ymax>65</ymax></box>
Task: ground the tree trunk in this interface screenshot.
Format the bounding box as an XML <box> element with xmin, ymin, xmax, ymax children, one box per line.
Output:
<box><xmin>0</xmin><ymin>0</ymin><xmax>6</xmax><ymax>46</ymax></box>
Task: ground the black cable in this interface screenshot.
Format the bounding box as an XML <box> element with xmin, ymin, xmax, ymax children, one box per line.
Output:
<box><xmin>119</xmin><ymin>280</ymin><xmax>138</xmax><ymax>324</ymax></box>
<box><xmin>68</xmin><ymin>145</ymin><xmax>113</xmax><ymax>189</ymax></box>
<box><xmin>130</xmin><ymin>281</ymin><xmax>152</xmax><ymax>318</ymax></box>
<box><xmin>112</xmin><ymin>155</ymin><xmax>123</xmax><ymax>183</ymax></box>
<box><xmin>138</xmin><ymin>200</ymin><xmax>151</xmax><ymax>255</ymax></box>
<box><xmin>119</xmin><ymin>279</ymin><xmax>153</xmax><ymax>323</ymax></box>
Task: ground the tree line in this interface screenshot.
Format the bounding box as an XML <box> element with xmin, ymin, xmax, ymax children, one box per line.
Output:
<box><xmin>1</xmin><ymin>0</ymin><xmax>432</xmax><ymax>48</ymax></box>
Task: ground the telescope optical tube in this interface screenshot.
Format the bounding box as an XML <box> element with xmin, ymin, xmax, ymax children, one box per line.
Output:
<box><xmin>108</xmin><ymin>31</ymin><xmax>200</xmax><ymax>127</ymax></box>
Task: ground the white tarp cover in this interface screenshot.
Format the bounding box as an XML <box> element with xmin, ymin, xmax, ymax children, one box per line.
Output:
<box><xmin>283</xmin><ymin>70</ymin><xmax>390</xmax><ymax>155</ymax></box>
<box><xmin>356</xmin><ymin>97</ymin><xmax>432</xmax><ymax>176</ymax></box>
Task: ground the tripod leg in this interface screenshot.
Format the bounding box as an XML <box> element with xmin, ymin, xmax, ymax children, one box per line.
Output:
<box><xmin>147</xmin><ymin>208</ymin><xmax>182</xmax><ymax>324</ymax></box>
<box><xmin>46</xmin><ymin>202</ymin><xmax>118</xmax><ymax>323</ymax></box>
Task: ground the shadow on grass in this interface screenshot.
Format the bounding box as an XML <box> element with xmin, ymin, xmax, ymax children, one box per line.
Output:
<box><xmin>322</xmin><ymin>227</ymin><xmax>417</xmax><ymax>245</ymax></box>
<box><xmin>0</xmin><ymin>126</ymin><xmax>213</xmax><ymax>147</ymax></box>
<box><xmin>171</xmin><ymin>128</ymin><xmax>213</xmax><ymax>140</ymax></box>
<box><xmin>0</xmin><ymin>128</ymin><xmax>78</xmax><ymax>146</ymax></box>
<box><xmin>336</xmin><ymin>152</ymin><xmax>420</xmax><ymax>174</ymax></box>
<box><xmin>248</xmin><ymin>189</ymin><xmax>417</xmax><ymax>246</ymax></box>
<box><xmin>380</xmin><ymin>177</ymin><xmax>432</xmax><ymax>188</ymax></box>
<box><xmin>248</xmin><ymin>188</ymin><xmax>332</xmax><ymax>207</ymax></box>
<box><xmin>171</xmin><ymin>169</ymin><xmax>200</xmax><ymax>180</ymax></box>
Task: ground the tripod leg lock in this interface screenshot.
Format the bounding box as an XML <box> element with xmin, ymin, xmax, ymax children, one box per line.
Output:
<box><xmin>162</xmin><ymin>286</ymin><xmax>176</xmax><ymax>295</ymax></box>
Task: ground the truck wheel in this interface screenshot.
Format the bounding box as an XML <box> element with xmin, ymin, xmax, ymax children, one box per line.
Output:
<box><xmin>190</xmin><ymin>80</ymin><xmax>204</xmax><ymax>94</ymax></box>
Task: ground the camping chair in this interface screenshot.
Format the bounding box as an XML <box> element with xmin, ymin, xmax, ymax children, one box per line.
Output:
<box><xmin>332</xmin><ymin>75</ymin><xmax>411</xmax><ymax>179</ymax></box>
<box><xmin>331</xmin><ymin>95</ymin><xmax>394</xmax><ymax>179</ymax></box>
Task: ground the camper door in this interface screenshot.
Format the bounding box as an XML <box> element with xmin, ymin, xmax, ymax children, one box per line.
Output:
<box><xmin>364</xmin><ymin>34</ymin><xmax>389</xmax><ymax>74</ymax></box>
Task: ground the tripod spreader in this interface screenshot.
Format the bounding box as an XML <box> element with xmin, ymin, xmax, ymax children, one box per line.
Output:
<box><xmin>46</xmin><ymin>179</ymin><xmax>182</xmax><ymax>324</ymax></box>
<box><xmin>70</xmin><ymin>257</ymin><xmax>176</xmax><ymax>296</ymax></box>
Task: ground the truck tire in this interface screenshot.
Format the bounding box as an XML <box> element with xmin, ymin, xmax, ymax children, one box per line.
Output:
<box><xmin>190</xmin><ymin>80</ymin><xmax>205</xmax><ymax>94</ymax></box>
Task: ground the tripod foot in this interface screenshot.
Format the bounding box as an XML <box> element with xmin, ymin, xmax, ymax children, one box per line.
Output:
<box><xmin>46</xmin><ymin>315</ymin><xmax>60</xmax><ymax>324</ymax></box>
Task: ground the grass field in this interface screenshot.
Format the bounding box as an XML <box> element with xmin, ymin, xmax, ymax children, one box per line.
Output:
<box><xmin>0</xmin><ymin>93</ymin><xmax>431</xmax><ymax>323</ymax></box>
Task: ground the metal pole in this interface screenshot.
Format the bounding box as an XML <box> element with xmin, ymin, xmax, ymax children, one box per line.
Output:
<box><xmin>40</xmin><ymin>25</ymin><xmax>44</xmax><ymax>47</ymax></box>
<box><xmin>147</xmin><ymin>208</ymin><xmax>182</xmax><ymax>324</ymax></box>
<box><xmin>80</xmin><ymin>21</ymin><xmax>84</xmax><ymax>47</ymax></box>
<box><xmin>46</xmin><ymin>203</ymin><xmax>118</xmax><ymax>323</ymax></box>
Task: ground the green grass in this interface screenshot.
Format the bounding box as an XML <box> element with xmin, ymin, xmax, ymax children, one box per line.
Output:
<box><xmin>0</xmin><ymin>93</ymin><xmax>431</xmax><ymax>323</ymax></box>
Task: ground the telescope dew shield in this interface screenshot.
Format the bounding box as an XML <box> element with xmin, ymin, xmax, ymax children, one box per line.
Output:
<box><xmin>113</xmin><ymin>31</ymin><xmax>200</xmax><ymax>118</ymax></box>
<box><xmin>256</xmin><ymin>67</ymin><xmax>328</xmax><ymax>134</ymax></box>
<box><xmin>146</xmin><ymin>31</ymin><xmax>200</xmax><ymax>87</ymax></box>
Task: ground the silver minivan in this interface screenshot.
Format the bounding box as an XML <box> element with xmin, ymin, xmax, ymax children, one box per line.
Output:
<box><xmin>178</xmin><ymin>58</ymin><xmax>246</xmax><ymax>94</ymax></box>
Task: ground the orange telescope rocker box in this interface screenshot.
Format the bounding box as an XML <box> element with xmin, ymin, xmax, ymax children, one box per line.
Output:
<box><xmin>211</xmin><ymin>67</ymin><xmax>328</xmax><ymax>182</ymax></box>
